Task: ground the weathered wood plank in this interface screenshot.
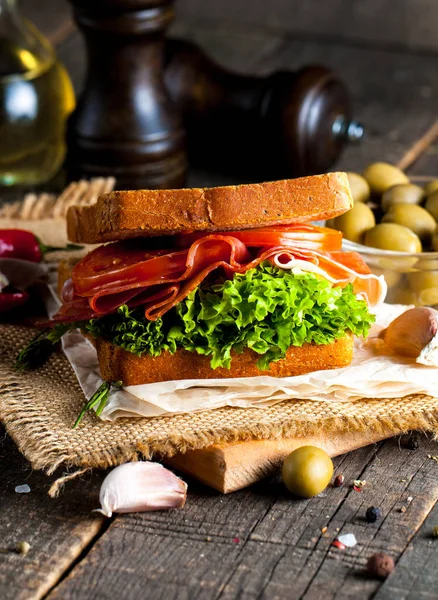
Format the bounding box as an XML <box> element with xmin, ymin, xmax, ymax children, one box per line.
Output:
<box><xmin>21</xmin><ymin>0</ymin><xmax>438</xmax><ymax>55</ymax></box>
<box><xmin>212</xmin><ymin>436</ymin><xmax>438</xmax><ymax>599</ymax></box>
<box><xmin>44</xmin><ymin>437</ymin><xmax>438</xmax><ymax>599</ymax></box>
<box><xmin>404</xmin><ymin>144</ymin><xmax>438</xmax><ymax>179</ymax></box>
<box><xmin>44</xmin><ymin>450</ymin><xmax>367</xmax><ymax>598</ymax></box>
<box><xmin>170</xmin><ymin>21</ymin><xmax>284</xmax><ymax>74</ymax></box>
<box><xmin>0</xmin><ymin>426</ymin><xmax>105</xmax><ymax>600</ymax></box>
<box><xmin>175</xmin><ymin>0</ymin><xmax>438</xmax><ymax>53</ymax></box>
<box><xmin>374</xmin><ymin>501</ymin><xmax>438</xmax><ymax>599</ymax></box>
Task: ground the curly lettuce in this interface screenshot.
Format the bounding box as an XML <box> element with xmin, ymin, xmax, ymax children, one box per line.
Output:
<box><xmin>82</xmin><ymin>263</ymin><xmax>374</xmax><ymax>370</ymax></box>
<box><xmin>83</xmin><ymin>305</ymin><xmax>177</xmax><ymax>357</ymax></box>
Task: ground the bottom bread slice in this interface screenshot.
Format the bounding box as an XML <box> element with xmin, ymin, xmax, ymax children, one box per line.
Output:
<box><xmin>94</xmin><ymin>334</ymin><xmax>354</xmax><ymax>385</ymax></box>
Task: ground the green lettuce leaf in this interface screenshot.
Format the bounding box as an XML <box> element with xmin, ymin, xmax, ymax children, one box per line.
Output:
<box><xmin>82</xmin><ymin>263</ymin><xmax>375</xmax><ymax>370</ymax></box>
<box><xmin>83</xmin><ymin>304</ymin><xmax>177</xmax><ymax>356</ymax></box>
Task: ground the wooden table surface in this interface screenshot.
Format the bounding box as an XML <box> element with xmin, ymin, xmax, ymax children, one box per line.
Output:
<box><xmin>1</xmin><ymin>2</ymin><xmax>438</xmax><ymax>599</ymax></box>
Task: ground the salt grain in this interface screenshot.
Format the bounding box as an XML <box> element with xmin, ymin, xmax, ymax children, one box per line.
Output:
<box><xmin>15</xmin><ymin>484</ymin><xmax>31</xmax><ymax>494</ymax></box>
<box><xmin>337</xmin><ymin>533</ymin><xmax>358</xmax><ymax>548</ymax></box>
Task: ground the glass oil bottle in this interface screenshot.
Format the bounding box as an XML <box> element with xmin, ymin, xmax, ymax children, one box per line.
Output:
<box><xmin>0</xmin><ymin>0</ymin><xmax>75</xmax><ymax>186</ymax></box>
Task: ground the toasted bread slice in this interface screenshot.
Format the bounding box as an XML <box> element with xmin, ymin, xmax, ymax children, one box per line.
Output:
<box><xmin>58</xmin><ymin>257</ymin><xmax>80</xmax><ymax>296</ymax></box>
<box><xmin>58</xmin><ymin>256</ymin><xmax>354</xmax><ymax>385</ymax></box>
<box><xmin>67</xmin><ymin>173</ymin><xmax>353</xmax><ymax>244</ymax></box>
<box><xmin>95</xmin><ymin>334</ymin><xmax>353</xmax><ymax>385</ymax></box>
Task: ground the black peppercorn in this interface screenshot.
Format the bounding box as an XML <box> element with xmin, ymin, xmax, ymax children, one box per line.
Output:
<box><xmin>366</xmin><ymin>506</ymin><xmax>382</xmax><ymax>523</ymax></box>
<box><xmin>333</xmin><ymin>474</ymin><xmax>345</xmax><ymax>487</ymax></box>
<box><xmin>367</xmin><ymin>552</ymin><xmax>394</xmax><ymax>579</ymax></box>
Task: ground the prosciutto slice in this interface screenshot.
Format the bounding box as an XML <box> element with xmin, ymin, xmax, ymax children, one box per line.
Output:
<box><xmin>54</xmin><ymin>231</ymin><xmax>386</xmax><ymax>323</ymax></box>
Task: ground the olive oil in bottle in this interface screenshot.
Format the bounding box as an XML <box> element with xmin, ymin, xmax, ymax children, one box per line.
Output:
<box><xmin>0</xmin><ymin>2</ymin><xmax>75</xmax><ymax>186</ymax></box>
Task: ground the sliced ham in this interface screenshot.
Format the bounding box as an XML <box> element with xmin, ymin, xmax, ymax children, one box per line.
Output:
<box><xmin>53</xmin><ymin>230</ymin><xmax>386</xmax><ymax>323</ymax></box>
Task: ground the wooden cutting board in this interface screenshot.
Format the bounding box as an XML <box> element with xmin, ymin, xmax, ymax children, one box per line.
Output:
<box><xmin>166</xmin><ymin>427</ymin><xmax>396</xmax><ymax>493</ymax></box>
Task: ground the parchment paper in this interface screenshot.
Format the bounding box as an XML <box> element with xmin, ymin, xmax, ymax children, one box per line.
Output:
<box><xmin>58</xmin><ymin>303</ymin><xmax>438</xmax><ymax>421</ymax></box>
<box><xmin>0</xmin><ymin>258</ymin><xmax>48</xmax><ymax>289</ymax></box>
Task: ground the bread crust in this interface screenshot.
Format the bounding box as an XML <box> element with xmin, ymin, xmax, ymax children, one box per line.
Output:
<box><xmin>67</xmin><ymin>173</ymin><xmax>353</xmax><ymax>244</ymax></box>
<box><xmin>95</xmin><ymin>334</ymin><xmax>354</xmax><ymax>386</ymax></box>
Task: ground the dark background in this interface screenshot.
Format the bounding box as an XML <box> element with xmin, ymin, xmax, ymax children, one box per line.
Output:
<box><xmin>19</xmin><ymin>0</ymin><xmax>438</xmax><ymax>183</ymax></box>
<box><xmin>22</xmin><ymin>0</ymin><xmax>438</xmax><ymax>53</ymax></box>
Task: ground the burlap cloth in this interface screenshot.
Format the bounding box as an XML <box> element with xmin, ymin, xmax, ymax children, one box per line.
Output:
<box><xmin>1</xmin><ymin>323</ymin><xmax>438</xmax><ymax>475</ymax></box>
<box><xmin>1</xmin><ymin>178</ymin><xmax>438</xmax><ymax>478</ymax></box>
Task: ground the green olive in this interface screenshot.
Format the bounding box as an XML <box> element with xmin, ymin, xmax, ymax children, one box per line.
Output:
<box><xmin>381</xmin><ymin>184</ymin><xmax>425</xmax><ymax>212</ymax></box>
<box><xmin>362</xmin><ymin>162</ymin><xmax>409</xmax><ymax>196</ymax></box>
<box><xmin>371</xmin><ymin>267</ymin><xmax>402</xmax><ymax>289</ymax></box>
<box><xmin>282</xmin><ymin>446</ymin><xmax>334</xmax><ymax>498</ymax></box>
<box><xmin>381</xmin><ymin>204</ymin><xmax>436</xmax><ymax>245</ymax></box>
<box><xmin>424</xmin><ymin>179</ymin><xmax>438</xmax><ymax>195</ymax></box>
<box><xmin>386</xmin><ymin>286</ymin><xmax>418</xmax><ymax>306</ymax></box>
<box><xmin>425</xmin><ymin>191</ymin><xmax>438</xmax><ymax>221</ymax></box>
<box><xmin>407</xmin><ymin>271</ymin><xmax>438</xmax><ymax>305</ymax></box>
<box><xmin>346</xmin><ymin>172</ymin><xmax>371</xmax><ymax>204</ymax></box>
<box><xmin>332</xmin><ymin>203</ymin><xmax>376</xmax><ymax>244</ymax></box>
<box><xmin>407</xmin><ymin>270</ymin><xmax>438</xmax><ymax>290</ymax></box>
<box><xmin>414</xmin><ymin>258</ymin><xmax>438</xmax><ymax>270</ymax></box>
<box><xmin>364</xmin><ymin>223</ymin><xmax>422</xmax><ymax>253</ymax></box>
<box><xmin>418</xmin><ymin>288</ymin><xmax>438</xmax><ymax>306</ymax></box>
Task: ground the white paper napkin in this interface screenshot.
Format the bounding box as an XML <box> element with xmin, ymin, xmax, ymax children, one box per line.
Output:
<box><xmin>58</xmin><ymin>303</ymin><xmax>438</xmax><ymax>421</ymax></box>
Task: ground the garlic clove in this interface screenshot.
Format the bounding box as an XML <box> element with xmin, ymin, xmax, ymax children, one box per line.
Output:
<box><xmin>97</xmin><ymin>462</ymin><xmax>187</xmax><ymax>517</ymax></box>
<box><xmin>378</xmin><ymin>307</ymin><xmax>438</xmax><ymax>365</ymax></box>
<box><xmin>0</xmin><ymin>271</ymin><xmax>8</xmax><ymax>292</ymax></box>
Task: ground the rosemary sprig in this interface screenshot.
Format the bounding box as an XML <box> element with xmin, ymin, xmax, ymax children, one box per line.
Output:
<box><xmin>14</xmin><ymin>325</ymin><xmax>70</xmax><ymax>371</ymax></box>
<box><xmin>39</xmin><ymin>242</ymin><xmax>83</xmax><ymax>254</ymax></box>
<box><xmin>74</xmin><ymin>380</ymin><xmax>123</xmax><ymax>428</ymax></box>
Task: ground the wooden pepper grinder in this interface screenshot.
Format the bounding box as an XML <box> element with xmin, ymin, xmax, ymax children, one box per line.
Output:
<box><xmin>164</xmin><ymin>39</ymin><xmax>363</xmax><ymax>179</ymax></box>
<box><xmin>67</xmin><ymin>0</ymin><xmax>186</xmax><ymax>189</ymax></box>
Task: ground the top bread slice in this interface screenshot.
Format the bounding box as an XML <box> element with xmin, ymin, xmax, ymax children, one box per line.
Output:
<box><xmin>67</xmin><ymin>172</ymin><xmax>353</xmax><ymax>244</ymax></box>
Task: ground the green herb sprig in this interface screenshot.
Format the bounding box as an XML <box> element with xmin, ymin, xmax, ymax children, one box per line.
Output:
<box><xmin>14</xmin><ymin>324</ymin><xmax>71</xmax><ymax>371</ymax></box>
<box><xmin>74</xmin><ymin>380</ymin><xmax>122</xmax><ymax>428</ymax></box>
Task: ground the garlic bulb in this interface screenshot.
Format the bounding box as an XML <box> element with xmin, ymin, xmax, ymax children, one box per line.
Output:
<box><xmin>378</xmin><ymin>307</ymin><xmax>438</xmax><ymax>366</ymax></box>
<box><xmin>97</xmin><ymin>462</ymin><xmax>187</xmax><ymax>517</ymax></box>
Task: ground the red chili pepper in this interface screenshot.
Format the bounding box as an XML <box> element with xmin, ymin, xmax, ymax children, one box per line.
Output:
<box><xmin>0</xmin><ymin>291</ymin><xmax>29</xmax><ymax>313</ymax></box>
<box><xmin>0</xmin><ymin>229</ymin><xmax>82</xmax><ymax>263</ymax></box>
<box><xmin>0</xmin><ymin>229</ymin><xmax>42</xmax><ymax>262</ymax></box>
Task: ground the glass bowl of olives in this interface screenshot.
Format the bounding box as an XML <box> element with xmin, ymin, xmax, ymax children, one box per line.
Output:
<box><xmin>342</xmin><ymin>240</ymin><xmax>438</xmax><ymax>305</ymax></box>
<box><xmin>327</xmin><ymin>163</ymin><xmax>438</xmax><ymax>306</ymax></box>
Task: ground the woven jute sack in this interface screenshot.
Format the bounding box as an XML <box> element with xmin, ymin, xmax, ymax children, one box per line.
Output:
<box><xmin>1</xmin><ymin>324</ymin><xmax>438</xmax><ymax>477</ymax></box>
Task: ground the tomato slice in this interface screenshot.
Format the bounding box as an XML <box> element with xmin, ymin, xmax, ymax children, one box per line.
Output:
<box><xmin>176</xmin><ymin>224</ymin><xmax>342</xmax><ymax>252</ymax></box>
